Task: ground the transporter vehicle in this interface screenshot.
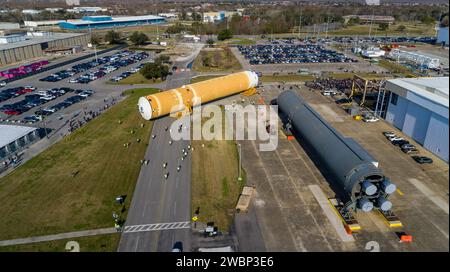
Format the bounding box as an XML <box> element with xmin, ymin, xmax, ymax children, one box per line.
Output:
<box><xmin>412</xmin><ymin>156</ymin><xmax>433</xmax><ymax>164</ymax></box>
<box><xmin>277</xmin><ymin>91</ymin><xmax>397</xmax><ymax>214</ymax></box>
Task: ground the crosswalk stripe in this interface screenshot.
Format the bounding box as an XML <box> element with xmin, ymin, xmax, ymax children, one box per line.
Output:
<box><xmin>123</xmin><ymin>221</ymin><xmax>191</xmax><ymax>233</ymax></box>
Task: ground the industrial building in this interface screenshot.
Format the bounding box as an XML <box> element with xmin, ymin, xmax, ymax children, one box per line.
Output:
<box><xmin>437</xmin><ymin>27</ymin><xmax>449</xmax><ymax>46</ymax></box>
<box><xmin>24</xmin><ymin>20</ymin><xmax>66</xmax><ymax>28</ymax></box>
<box><xmin>384</xmin><ymin>77</ymin><xmax>449</xmax><ymax>162</ymax></box>
<box><xmin>59</xmin><ymin>15</ymin><xmax>166</xmax><ymax>30</ymax></box>
<box><xmin>203</xmin><ymin>10</ymin><xmax>243</xmax><ymax>23</ymax></box>
<box><xmin>0</xmin><ymin>32</ymin><xmax>90</xmax><ymax>66</ymax></box>
<box><xmin>0</xmin><ymin>22</ymin><xmax>20</xmax><ymax>30</ymax></box>
<box><xmin>0</xmin><ymin>125</ymin><xmax>42</xmax><ymax>160</ymax></box>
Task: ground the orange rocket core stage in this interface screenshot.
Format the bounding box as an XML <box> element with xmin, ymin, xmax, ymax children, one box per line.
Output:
<box><xmin>138</xmin><ymin>71</ymin><xmax>259</xmax><ymax>120</ymax></box>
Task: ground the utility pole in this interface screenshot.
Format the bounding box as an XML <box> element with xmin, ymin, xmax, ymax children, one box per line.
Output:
<box><xmin>298</xmin><ymin>9</ymin><xmax>302</xmax><ymax>39</ymax></box>
<box><xmin>237</xmin><ymin>143</ymin><xmax>242</xmax><ymax>181</ymax></box>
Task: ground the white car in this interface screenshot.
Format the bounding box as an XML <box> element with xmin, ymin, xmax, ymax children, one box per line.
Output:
<box><xmin>388</xmin><ymin>136</ymin><xmax>404</xmax><ymax>142</ymax></box>
<box><xmin>43</xmin><ymin>107</ymin><xmax>57</xmax><ymax>113</ymax></box>
<box><xmin>383</xmin><ymin>131</ymin><xmax>396</xmax><ymax>137</ymax></box>
<box><xmin>69</xmin><ymin>78</ymin><xmax>78</xmax><ymax>83</ymax></box>
<box><xmin>362</xmin><ymin>115</ymin><xmax>379</xmax><ymax>123</ymax></box>
<box><xmin>40</xmin><ymin>95</ymin><xmax>55</xmax><ymax>101</ymax></box>
<box><xmin>24</xmin><ymin>86</ymin><xmax>36</xmax><ymax>90</ymax></box>
<box><xmin>322</xmin><ymin>90</ymin><xmax>337</xmax><ymax>96</ymax></box>
<box><xmin>0</xmin><ymin>81</ymin><xmax>6</xmax><ymax>87</ymax></box>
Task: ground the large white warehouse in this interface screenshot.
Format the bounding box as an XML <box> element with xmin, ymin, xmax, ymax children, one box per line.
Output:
<box><xmin>384</xmin><ymin>77</ymin><xmax>449</xmax><ymax>162</ymax></box>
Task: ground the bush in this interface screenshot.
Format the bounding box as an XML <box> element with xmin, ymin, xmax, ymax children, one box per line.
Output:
<box><xmin>217</xmin><ymin>29</ymin><xmax>233</xmax><ymax>41</ymax></box>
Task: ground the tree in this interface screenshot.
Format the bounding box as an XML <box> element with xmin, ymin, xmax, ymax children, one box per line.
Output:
<box><xmin>396</xmin><ymin>25</ymin><xmax>406</xmax><ymax>32</ymax></box>
<box><xmin>378</xmin><ymin>23</ymin><xmax>389</xmax><ymax>31</ymax></box>
<box><xmin>206</xmin><ymin>38</ymin><xmax>214</xmax><ymax>47</ymax></box>
<box><xmin>105</xmin><ymin>30</ymin><xmax>121</xmax><ymax>44</ymax></box>
<box><xmin>140</xmin><ymin>62</ymin><xmax>169</xmax><ymax>82</ymax></box>
<box><xmin>91</xmin><ymin>34</ymin><xmax>101</xmax><ymax>46</ymax></box>
<box><xmin>155</xmin><ymin>55</ymin><xmax>171</xmax><ymax>64</ymax></box>
<box><xmin>217</xmin><ymin>29</ymin><xmax>233</xmax><ymax>41</ymax></box>
<box><xmin>202</xmin><ymin>55</ymin><xmax>211</xmax><ymax>67</ymax></box>
<box><xmin>129</xmin><ymin>31</ymin><xmax>148</xmax><ymax>46</ymax></box>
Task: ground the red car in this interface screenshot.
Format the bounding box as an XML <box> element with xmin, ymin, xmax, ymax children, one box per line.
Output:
<box><xmin>4</xmin><ymin>110</ymin><xmax>21</xmax><ymax>115</ymax></box>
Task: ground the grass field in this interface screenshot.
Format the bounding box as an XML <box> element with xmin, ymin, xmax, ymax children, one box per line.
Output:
<box><xmin>260</xmin><ymin>74</ymin><xmax>315</xmax><ymax>82</ymax></box>
<box><xmin>0</xmin><ymin>88</ymin><xmax>158</xmax><ymax>241</ymax></box>
<box><xmin>191</xmin><ymin>113</ymin><xmax>245</xmax><ymax>231</ymax></box>
<box><xmin>0</xmin><ymin>234</ymin><xmax>120</xmax><ymax>252</ymax></box>
<box><xmin>110</xmin><ymin>72</ymin><xmax>163</xmax><ymax>85</ymax></box>
<box><xmin>193</xmin><ymin>47</ymin><xmax>242</xmax><ymax>72</ymax></box>
<box><xmin>217</xmin><ymin>38</ymin><xmax>256</xmax><ymax>46</ymax></box>
<box><xmin>327</xmin><ymin>22</ymin><xmax>435</xmax><ymax>36</ymax></box>
<box><xmin>377</xmin><ymin>59</ymin><xmax>417</xmax><ymax>77</ymax></box>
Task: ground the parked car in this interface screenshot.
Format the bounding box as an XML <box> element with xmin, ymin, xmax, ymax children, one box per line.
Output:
<box><xmin>412</xmin><ymin>156</ymin><xmax>433</xmax><ymax>164</ymax></box>
<box><xmin>322</xmin><ymin>90</ymin><xmax>337</xmax><ymax>96</ymax></box>
<box><xmin>362</xmin><ymin>114</ymin><xmax>379</xmax><ymax>123</ymax></box>
<box><xmin>0</xmin><ymin>81</ymin><xmax>6</xmax><ymax>87</ymax></box>
<box><xmin>383</xmin><ymin>131</ymin><xmax>396</xmax><ymax>137</ymax></box>
<box><xmin>392</xmin><ymin>139</ymin><xmax>410</xmax><ymax>146</ymax></box>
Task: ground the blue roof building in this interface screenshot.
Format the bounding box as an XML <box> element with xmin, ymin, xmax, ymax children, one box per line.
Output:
<box><xmin>59</xmin><ymin>15</ymin><xmax>165</xmax><ymax>30</ymax></box>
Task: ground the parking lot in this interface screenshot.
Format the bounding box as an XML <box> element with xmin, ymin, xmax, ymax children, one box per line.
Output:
<box><xmin>238</xmin><ymin>42</ymin><xmax>356</xmax><ymax>65</ymax></box>
<box><xmin>0</xmin><ymin>49</ymin><xmax>154</xmax><ymax>126</ymax></box>
<box><xmin>39</xmin><ymin>50</ymin><xmax>149</xmax><ymax>84</ymax></box>
<box><xmin>230</xmin><ymin>82</ymin><xmax>448</xmax><ymax>251</ymax></box>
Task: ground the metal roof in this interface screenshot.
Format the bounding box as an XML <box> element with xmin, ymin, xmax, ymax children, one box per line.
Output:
<box><xmin>0</xmin><ymin>125</ymin><xmax>37</xmax><ymax>149</ymax></box>
<box><xmin>0</xmin><ymin>32</ymin><xmax>87</xmax><ymax>51</ymax></box>
<box><xmin>387</xmin><ymin>77</ymin><xmax>449</xmax><ymax>108</ymax></box>
<box><xmin>65</xmin><ymin>15</ymin><xmax>165</xmax><ymax>26</ymax></box>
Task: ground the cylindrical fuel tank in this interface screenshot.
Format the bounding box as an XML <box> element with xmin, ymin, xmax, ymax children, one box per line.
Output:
<box><xmin>138</xmin><ymin>71</ymin><xmax>259</xmax><ymax>120</ymax></box>
<box><xmin>277</xmin><ymin>91</ymin><xmax>395</xmax><ymax>211</ymax></box>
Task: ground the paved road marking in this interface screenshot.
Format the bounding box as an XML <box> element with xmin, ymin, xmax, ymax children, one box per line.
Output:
<box><xmin>0</xmin><ymin>228</ymin><xmax>116</xmax><ymax>247</ymax></box>
<box><xmin>409</xmin><ymin>178</ymin><xmax>449</xmax><ymax>214</ymax></box>
<box><xmin>123</xmin><ymin>221</ymin><xmax>191</xmax><ymax>233</ymax></box>
<box><xmin>308</xmin><ymin>185</ymin><xmax>355</xmax><ymax>243</ymax></box>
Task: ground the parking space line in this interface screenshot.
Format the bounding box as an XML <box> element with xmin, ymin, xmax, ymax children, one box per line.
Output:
<box><xmin>308</xmin><ymin>185</ymin><xmax>355</xmax><ymax>243</ymax></box>
<box><xmin>408</xmin><ymin>178</ymin><xmax>449</xmax><ymax>214</ymax></box>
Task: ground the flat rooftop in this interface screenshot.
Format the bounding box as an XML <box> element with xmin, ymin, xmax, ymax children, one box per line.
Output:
<box><xmin>65</xmin><ymin>15</ymin><xmax>165</xmax><ymax>25</ymax></box>
<box><xmin>0</xmin><ymin>125</ymin><xmax>37</xmax><ymax>148</ymax></box>
<box><xmin>387</xmin><ymin>77</ymin><xmax>449</xmax><ymax>108</ymax></box>
<box><xmin>0</xmin><ymin>32</ymin><xmax>87</xmax><ymax>51</ymax></box>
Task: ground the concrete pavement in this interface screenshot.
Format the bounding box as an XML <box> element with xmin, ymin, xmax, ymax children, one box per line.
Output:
<box><xmin>118</xmin><ymin>56</ymin><xmax>197</xmax><ymax>252</ymax></box>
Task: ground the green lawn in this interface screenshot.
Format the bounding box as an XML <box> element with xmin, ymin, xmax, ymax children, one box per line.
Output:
<box><xmin>0</xmin><ymin>234</ymin><xmax>120</xmax><ymax>252</ymax></box>
<box><xmin>193</xmin><ymin>47</ymin><xmax>242</xmax><ymax>72</ymax></box>
<box><xmin>260</xmin><ymin>75</ymin><xmax>315</xmax><ymax>82</ymax></box>
<box><xmin>110</xmin><ymin>72</ymin><xmax>163</xmax><ymax>85</ymax></box>
<box><xmin>191</xmin><ymin>112</ymin><xmax>246</xmax><ymax>232</ymax></box>
<box><xmin>217</xmin><ymin>38</ymin><xmax>256</xmax><ymax>46</ymax></box>
<box><xmin>328</xmin><ymin>22</ymin><xmax>435</xmax><ymax>36</ymax></box>
<box><xmin>190</xmin><ymin>75</ymin><xmax>223</xmax><ymax>84</ymax></box>
<box><xmin>0</xmin><ymin>88</ymin><xmax>158</xmax><ymax>241</ymax></box>
<box><xmin>377</xmin><ymin>59</ymin><xmax>417</xmax><ymax>77</ymax></box>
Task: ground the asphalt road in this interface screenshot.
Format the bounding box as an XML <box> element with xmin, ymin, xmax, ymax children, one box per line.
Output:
<box><xmin>118</xmin><ymin>59</ymin><xmax>195</xmax><ymax>252</ymax></box>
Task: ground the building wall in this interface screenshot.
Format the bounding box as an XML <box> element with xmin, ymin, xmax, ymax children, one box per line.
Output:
<box><xmin>59</xmin><ymin>19</ymin><xmax>165</xmax><ymax>30</ymax></box>
<box><xmin>424</xmin><ymin>112</ymin><xmax>449</xmax><ymax>162</ymax></box>
<box><xmin>385</xmin><ymin>91</ymin><xmax>449</xmax><ymax>162</ymax></box>
<box><xmin>402</xmin><ymin>102</ymin><xmax>431</xmax><ymax>145</ymax></box>
<box><xmin>385</xmin><ymin>93</ymin><xmax>408</xmax><ymax>130</ymax></box>
<box><xmin>0</xmin><ymin>34</ymin><xmax>90</xmax><ymax>66</ymax></box>
<box><xmin>437</xmin><ymin>27</ymin><xmax>449</xmax><ymax>46</ymax></box>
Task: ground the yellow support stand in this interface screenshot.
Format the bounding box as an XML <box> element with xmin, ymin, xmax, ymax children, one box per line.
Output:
<box><xmin>241</xmin><ymin>88</ymin><xmax>257</xmax><ymax>97</ymax></box>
